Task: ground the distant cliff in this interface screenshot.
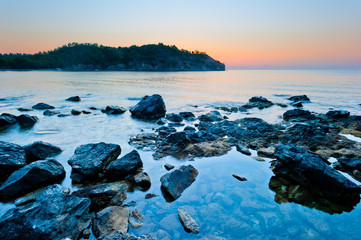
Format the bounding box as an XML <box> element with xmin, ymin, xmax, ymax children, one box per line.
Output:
<box><xmin>0</xmin><ymin>43</ymin><xmax>225</xmax><ymax>71</ymax></box>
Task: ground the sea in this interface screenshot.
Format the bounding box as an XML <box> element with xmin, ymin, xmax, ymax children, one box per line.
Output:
<box><xmin>0</xmin><ymin>70</ymin><xmax>361</xmax><ymax>239</ymax></box>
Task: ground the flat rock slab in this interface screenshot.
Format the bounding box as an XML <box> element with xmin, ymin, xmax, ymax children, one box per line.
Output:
<box><xmin>24</xmin><ymin>141</ymin><xmax>62</xmax><ymax>163</ymax></box>
<box><xmin>160</xmin><ymin>165</ymin><xmax>198</xmax><ymax>202</ymax></box>
<box><xmin>0</xmin><ymin>193</ymin><xmax>92</xmax><ymax>240</ymax></box>
<box><xmin>177</xmin><ymin>207</ymin><xmax>200</xmax><ymax>234</ymax></box>
<box><xmin>130</xmin><ymin>94</ymin><xmax>166</xmax><ymax>120</ymax></box>
<box><xmin>0</xmin><ymin>159</ymin><xmax>65</xmax><ymax>201</ymax></box>
<box><xmin>0</xmin><ymin>141</ymin><xmax>26</xmax><ymax>182</ymax></box>
<box><xmin>68</xmin><ymin>142</ymin><xmax>121</xmax><ymax>183</ymax></box>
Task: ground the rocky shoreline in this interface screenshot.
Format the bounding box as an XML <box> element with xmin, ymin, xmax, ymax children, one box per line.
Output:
<box><xmin>1</xmin><ymin>93</ymin><xmax>361</xmax><ymax>239</ymax></box>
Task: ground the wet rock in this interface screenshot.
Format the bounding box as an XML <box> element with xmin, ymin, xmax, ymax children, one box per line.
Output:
<box><xmin>177</xmin><ymin>207</ymin><xmax>200</xmax><ymax>234</ymax></box>
<box><xmin>288</xmin><ymin>95</ymin><xmax>310</xmax><ymax>102</ymax></box>
<box><xmin>326</xmin><ymin>110</ymin><xmax>350</xmax><ymax>119</ymax></box>
<box><xmin>166</xmin><ymin>113</ymin><xmax>183</xmax><ymax>122</ymax></box>
<box><xmin>188</xmin><ymin>130</ymin><xmax>218</xmax><ymax>143</ymax></box>
<box><xmin>0</xmin><ymin>141</ymin><xmax>26</xmax><ymax>181</ymax></box>
<box><xmin>17</xmin><ymin>108</ymin><xmax>32</xmax><ymax>112</ymax></box>
<box><xmin>71</xmin><ymin>109</ymin><xmax>82</xmax><ymax>115</ymax></box>
<box><xmin>130</xmin><ymin>94</ymin><xmax>166</xmax><ymax>120</ymax></box>
<box><xmin>24</xmin><ymin>141</ymin><xmax>62</xmax><ymax>163</ymax></box>
<box><xmin>15</xmin><ymin>114</ymin><xmax>38</xmax><ymax>128</ymax></box>
<box><xmin>257</xmin><ymin>147</ymin><xmax>275</xmax><ymax>158</ymax></box>
<box><xmin>134</xmin><ymin>172</ymin><xmax>151</xmax><ymax>191</ymax></box>
<box><xmin>179</xmin><ymin>112</ymin><xmax>196</xmax><ymax>121</ymax></box>
<box><xmin>0</xmin><ymin>114</ymin><xmax>17</xmax><ymax>127</ymax></box>
<box><xmin>232</xmin><ymin>174</ymin><xmax>247</xmax><ymax>181</ymax></box>
<box><xmin>215</xmin><ymin>106</ymin><xmax>233</xmax><ymax>112</ymax></box>
<box><xmin>82</xmin><ymin>110</ymin><xmax>91</xmax><ymax>114</ymax></box>
<box><xmin>97</xmin><ymin>231</ymin><xmax>157</xmax><ymax>240</ymax></box>
<box><xmin>185</xmin><ymin>140</ymin><xmax>231</xmax><ymax>158</ymax></box>
<box><xmin>102</xmin><ymin>106</ymin><xmax>126</xmax><ymax>114</ymax></box>
<box><xmin>236</xmin><ymin>143</ymin><xmax>251</xmax><ymax>156</ymax></box>
<box><xmin>72</xmin><ymin>181</ymin><xmax>128</xmax><ymax>212</ymax></box>
<box><xmin>183</xmin><ymin>126</ymin><xmax>196</xmax><ymax>132</ymax></box>
<box><xmin>68</xmin><ymin>142</ymin><xmax>121</xmax><ymax>183</ymax></box>
<box><xmin>199</xmin><ymin>111</ymin><xmax>223</xmax><ymax>122</ymax></box>
<box><xmin>156</xmin><ymin>118</ymin><xmax>166</xmax><ymax>125</ymax></box>
<box><xmin>156</xmin><ymin>126</ymin><xmax>177</xmax><ymax>137</ymax></box>
<box><xmin>129</xmin><ymin>133</ymin><xmax>158</xmax><ymax>150</ymax></box>
<box><xmin>145</xmin><ymin>193</ymin><xmax>158</xmax><ymax>199</ymax></box>
<box><xmin>283</xmin><ymin>109</ymin><xmax>313</xmax><ymax>121</ymax></box>
<box><xmin>0</xmin><ymin>159</ymin><xmax>65</xmax><ymax>201</ymax></box>
<box><xmin>0</xmin><ymin>193</ymin><xmax>92</xmax><ymax>240</ymax></box>
<box><xmin>43</xmin><ymin>110</ymin><xmax>60</xmax><ymax>116</ymax></box>
<box><xmin>164</xmin><ymin>163</ymin><xmax>175</xmax><ymax>170</ymax></box>
<box><xmin>340</xmin><ymin>128</ymin><xmax>361</xmax><ymax>138</ymax></box>
<box><xmin>291</xmin><ymin>102</ymin><xmax>303</xmax><ymax>108</ymax></box>
<box><xmin>92</xmin><ymin>206</ymin><xmax>130</xmax><ymax>238</ymax></box>
<box><xmin>105</xmin><ymin>150</ymin><xmax>143</xmax><ymax>181</ymax></box>
<box><xmin>32</xmin><ymin>102</ymin><xmax>55</xmax><ymax>109</ymax></box>
<box><xmin>14</xmin><ymin>184</ymin><xmax>62</xmax><ymax>206</ymax></box>
<box><xmin>242</xmin><ymin>96</ymin><xmax>274</xmax><ymax>109</ymax></box>
<box><xmin>272</xmin><ymin>144</ymin><xmax>361</xmax><ymax>203</ymax></box>
<box><xmin>129</xmin><ymin>209</ymin><xmax>143</xmax><ymax>229</ymax></box>
<box><xmin>165</xmin><ymin>131</ymin><xmax>190</xmax><ymax>148</ymax></box>
<box><xmin>337</xmin><ymin>158</ymin><xmax>361</xmax><ymax>171</ymax></box>
<box><xmin>90</xmin><ymin>106</ymin><xmax>97</xmax><ymax>110</ymax></box>
<box><xmin>160</xmin><ymin>165</ymin><xmax>198</xmax><ymax>202</ymax></box>
<box><xmin>57</xmin><ymin>113</ymin><xmax>70</xmax><ymax>117</ymax></box>
<box><xmin>66</xmin><ymin>96</ymin><xmax>81</xmax><ymax>102</ymax></box>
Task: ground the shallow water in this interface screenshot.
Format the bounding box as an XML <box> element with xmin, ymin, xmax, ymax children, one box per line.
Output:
<box><xmin>1</xmin><ymin>70</ymin><xmax>361</xmax><ymax>239</ymax></box>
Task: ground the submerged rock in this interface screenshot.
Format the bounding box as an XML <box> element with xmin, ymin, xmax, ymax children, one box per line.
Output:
<box><xmin>160</xmin><ymin>165</ymin><xmax>198</xmax><ymax>202</ymax></box>
<box><xmin>16</xmin><ymin>114</ymin><xmax>38</xmax><ymax>128</ymax></box>
<box><xmin>0</xmin><ymin>193</ymin><xmax>92</xmax><ymax>240</ymax></box>
<box><xmin>105</xmin><ymin>150</ymin><xmax>143</xmax><ymax>180</ymax></box>
<box><xmin>92</xmin><ymin>206</ymin><xmax>130</xmax><ymax>238</ymax></box>
<box><xmin>17</xmin><ymin>108</ymin><xmax>32</xmax><ymax>112</ymax></box>
<box><xmin>24</xmin><ymin>141</ymin><xmax>62</xmax><ymax>163</ymax></box>
<box><xmin>129</xmin><ymin>209</ymin><xmax>143</xmax><ymax>229</ymax></box>
<box><xmin>68</xmin><ymin>142</ymin><xmax>121</xmax><ymax>183</ymax></box>
<box><xmin>32</xmin><ymin>102</ymin><xmax>55</xmax><ymax>110</ymax></box>
<box><xmin>0</xmin><ymin>141</ymin><xmax>27</xmax><ymax>182</ymax></box>
<box><xmin>66</xmin><ymin>96</ymin><xmax>81</xmax><ymax>102</ymax></box>
<box><xmin>177</xmin><ymin>207</ymin><xmax>200</xmax><ymax>234</ymax></box>
<box><xmin>130</xmin><ymin>94</ymin><xmax>166</xmax><ymax>120</ymax></box>
<box><xmin>43</xmin><ymin>110</ymin><xmax>60</xmax><ymax>116</ymax></box>
<box><xmin>0</xmin><ymin>159</ymin><xmax>65</xmax><ymax>201</ymax></box>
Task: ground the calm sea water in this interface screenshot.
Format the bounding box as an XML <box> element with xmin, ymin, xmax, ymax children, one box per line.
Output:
<box><xmin>1</xmin><ymin>70</ymin><xmax>361</xmax><ymax>239</ymax></box>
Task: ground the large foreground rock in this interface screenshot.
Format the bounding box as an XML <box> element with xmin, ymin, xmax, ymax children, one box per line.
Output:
<box><xmin>72</xmin><ymin>181</ymin><xmax>128</xmax><ymax>212</ymax></box>
<box><xmin>160</xmin><ymin>165</ymin><xmax>198</xmax><ymax>202</ymax></box>
<box><xmin>68</xmin><ymin>142</ymin><xmax>121</xmax><ymax>183</ymax></box>
<box><xmin>130</xmin><ymin>94</ymin><xmax>166</xmax><ymax>120</ymax></box>
<box><xmin>0</xmin><ymin>159</ymin><xmax>65</xmax><ymax>201</ymax></box>
<box><xmin>24</xmin><ymin>141</ymin><xmax>62</xmax><ymax>163</ymax></box>
<box><xmin>0</xmin><ymin>141</ymin><xmax>26</xmax><ymax>182</ymax></box>
<box><xmin>92</xmin><ymin>206</ymin><xmax>130</xmax><ymax>238</ymax></box>
<box><xmin>177</xmin><ymin>207</ymin><xmax>200</xmax><ymax>234</ymax></box>
<box><xmin>0</xmin><ymin>193</ymin><xmax>92</xmax><ymax>240</ymax></box>
<box><xmin>272</xmin><ymin>145</ymin><xmax>361</xmax><ymax>202</ymax></box>
<box><xmin>105</xmin><ymin>150</ymin><xmax>143</xmax><ymax>180</ymax></box>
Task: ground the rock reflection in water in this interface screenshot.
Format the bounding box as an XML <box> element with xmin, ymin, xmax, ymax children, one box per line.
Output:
<box><xmin>269</xmin><ymin>175</ymin><xmax>360</xmax><ymax>214</ymax></box>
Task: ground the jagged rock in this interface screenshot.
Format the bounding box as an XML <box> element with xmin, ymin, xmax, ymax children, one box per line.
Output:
<box><xmin>129</xmin><ymin>209</ymin><xmax>143</xmax><ymax>229</ymax></box>
<box><xmin>72</xmin><ymin>181</ymin><xmax>128</xmax><ymax>212</ymax></box>
<box><xmin>160</xmin><ymin>165</ymin><xmax>198</xmax><ymax>202</ymax></box>
<box><xmin>0</xmin><ymin>141</ymin><xmax>26</xmax><ymax>182</ymax></box>
<box><xmin>66</xmin><ymin>96</ymin><xmax>81</xmax><ymax>102</ymax></box>
<box><xmin>177</xmin><ymin>207</ymin><xmax>200</xmax><ymax>234</ymax></box>
<box><xmin>71</xmin><ymin>109</ymin><xmax>82</xmax><ymax>115</ymax></box>
<box><xmin>14</xmin><ymin>184</ymin><xmax>62</xmax><ymax>206</ymax></box>
<box><xmin>130</xmin><ymin>94</ymin><xmax>166</xmax><ymax>120</ymax></box>
<box><xmin>129</xmin><ymin>133</ymin><xmax>158</xmax><ymax>150</ymax></box>
<box><xmin>326</xmin><ymin>110</ymin><xmax>350</xmax><ymax>119</ymax></box>
<box><xmin>105</xmin><ymin>150</ymin><xmax>143</xmax><ymax>180</ymax></box>
<box><xmin>0</xmin><ymin>193</ymin><xmax>92</xmax><ymax>240</ymax></box>
<box><xmin>199</xmin><ymin>111</ymin><xmax>223</xmax><ymax>122</ymax></box>
<box><xmin>164</xmin><ymin>163</ymin><xmax>175</xmax><ymax>170</ymax></box>
<box><xmin>232</xmin><ymin>174</ymin><xmax>247</xmax><ymax>181</ymax></box>
<box><xmin>24</xmin><ymin>141</ymin><xmax>62</xmax><ymax>163</ymax></box>
<box><xmin>165</xmin><ymin>131</ymin><xmax>190</xmax><ymax>148</ymax></box>
<box><xmin>15</xmin><ymin>114</ymin><xmax>38</xmax><ymax>128</ymax></box>
<box><xmin>32</xmin><ymin>102</ymin><xmax>55</xmax><ymax>109</ymax></box>
<box><xmin>272</xmin><ymin>144</ymin><xmax>361</xmax><ymax>203</ymax></box>
<box><xmin>179</xmin><ymin>112</ymin><xmax>195</xmax><ymax>121</ymax></box>
<box><xmin>166</xmin><ymin>113</ymin><xmax>183</xmax><ymax>122</ymax></box>
<box><xmin>92</xmin><ymin>206</ymin><xmax>130</xmax><ymax>238</ymax></box>
<box><xmin>68</xmin><ymin>142</ymin><xmax>121</xmax><ymax>183</ymax></box>
<box><xmin>0</xmin><ymin>114</ymin><xmax>17</xmax><ymax>128</ymax></box>
<box><xmin>242</xmin><ymin>96</ymin><xmax>273</xmax><ymax>109</ymax></box>
<box><xmin>97</xmin><ymin>231</ymin><xmax>157</xmax><ymax>240</ymax></box>
<box><xmin>0</xmin><ymin>159</ymin><xmax>65</xmax><ymax>201</ymax></box>
<box><xmin>102</xmin><ymin>106</ymin><xmax>126</xmax><ymax>114</ymax></box>
<box><xmin>283</xmin><ymin>109</ymin><xmax>313</xmax><ymax>121</ymax></box>
<box><xmin>288</xmin><ymin>95</ymin><xmax>310</xmax><ymax>102</ymax></box>
<box><xmin>134</xmin><ymin>172</ymin><xmax>151</xmax><ymax>191</ymax></box>
<box><xmin>43</xmin><ymin>110</ymin><xmax>60</xmax><ymax>116</ymax></box>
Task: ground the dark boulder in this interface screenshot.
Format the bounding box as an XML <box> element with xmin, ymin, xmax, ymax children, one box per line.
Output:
<box><xmin>92</xmin><ymin>206</ymin><xmax>130</xmax><ymax>238</ymax></box>
<box><xmin>43</xmin><ymin>110</ymin><xmax>60</xmax><ymax>116</ymax></box>
<box><xmin>102</xmin><ymin>106</ymin><xmax>126</xmax><ymax>114</ymax></box>
<box><xmin>130</xmin><ymin>94</ymin><xmax>166</xmax><ymax>120</ymax></box>
<box><xmin>326</xmin><ymin>110</ymin><xmax>350</xmax><ymax>119</ymax></box>
<box><xmin>288</xmin><ymin>95</ymin><xmax>310</xmax><ymax>102</ymax></box>
<box><xmin>134</xmin><ymin>172</ymin><xmax>151</xmax><ymax>191</ymax></box>
<box><xmin>0</xmin><ymin>114</ymin><xmax>17</xmax><ymax>128</ymax></box>
<box><xmin>283</xmin><ymin>109</ymin><xmax>313</xmax><ymax>121</ymax></box>
<box><xmin>71</xmin><ymin>109</ymin><xmax>82</xmax><ymax>115</ymax></box>
<box><xmin>0</xmin><ymin>193</ymin><xmax>92</xmax><ymax>240</ymax></box>
<box><xmin>184</xmin><ymin>126</ymin><xmax>196</xmax><ymax>132</ymax></box>
<box><xmin>0</xmin><ymin>141</ymin><xmax>26</xmax><ymax>182</ymax></box>
<box><xmin>179</xmin><ymin>112</ymin><xmax>196</xmax><ymax>121</ymax></box>
<box><xmin>160</xmin><ymin>165</ymin><xmax>198</xmax><ymax>202</ymax></box>
<box><xmin>32</xmin><ymin>102</ymin><xmax>55</xmax><ymax>110</ymax></box>
<box><xmin>272</xmin><ymin>144</ymin><xmax>361</xmax><ymax>203</ymax></box>
<box><xmin>164</xmin><ymin>163</ymin><xmax>175</xmax><ymax>171</ymax></box>
<box><xmin>188</xmin><ymin>130</ymin><xmax>218</xmax><ymax>143</ymax></box>
<box><xmin>291</xmin><ymin>102</ymin><xmax>303</xmax><ymax>108</ymax></box>
<box><xmin>17</xmin><ymin>108</ymin><xmax>32</xmax><ymax>112</ymax></box>
<box><xmin>66</xmin><ymin>96</ymin><xmax>81</xmax><ymax>102</ymax></box>
<box><xmin>156</xmin><ymin>126</ymin><xmax>177</xmax><ymax>137</ymax></box>
<box><xmin>199</xmin><ymin>111</ymin><xmax>223</xmax><ymax>122</ymax></box>
<box><xmin>0</xmin><ymin>159</ymin><xmax>65</xmax><ymax>201</ymax></box>
<box><xmin>15</xmin><ymin>114</ymin><xmax>38</xmax><ymax>128</ymax></box>
<box><xmin>166</xmin><ymin>113</ymin><xmax>183</xmax><ymax>122</ymax></box>
<box><xmin>68</xmin><ymin>142</ymin><xmax>121</xmax><ymax>183</ymax></box>
<box><xmin>24</xmin><ymin>141</ymin><xmax>62</xmax><ymax>163</ymax></box>
<box><xmin>242</xmin><ymin>96</ymin><xmax>274</xmax><ymax>109</ymax></box>
<box><xmin>105</xmin><ymin>150</ymin><xmax>143</xmax><ymax>180</ymax></box>
<box><xmin>165</xmin><ymin>131</ymin><xmax>190</xmax><ymax>148</ymax></box>
<box><xmin>72</xmin><ymin>181</ymin><xmax>128</xmax><ymax>212</ymax></box>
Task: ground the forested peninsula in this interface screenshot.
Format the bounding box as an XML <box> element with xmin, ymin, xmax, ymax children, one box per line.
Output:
<box><xmin>0</xmin><ymin>43</ymin><xmax>225</xmax><ymax>71</ymax></box>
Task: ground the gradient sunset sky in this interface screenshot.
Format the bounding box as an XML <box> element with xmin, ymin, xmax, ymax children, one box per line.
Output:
<box><xmin>1</xmin><ymin>0</ymin><xmax>360</xmax><ymax>68</ymax></box>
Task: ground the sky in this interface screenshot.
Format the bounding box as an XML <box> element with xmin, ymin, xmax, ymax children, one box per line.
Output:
<box><xmin>0</xmin><ymin>0</ymin><xmax>360</xmax><ymax>69</ymax></box>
